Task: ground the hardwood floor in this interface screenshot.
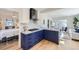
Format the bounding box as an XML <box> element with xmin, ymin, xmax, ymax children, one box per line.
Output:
<box><xmin>0</xmin><ymin>39</ymin><xmax>79</xmax><ymax>50</ymax></box>
<box><xmin>0</xmin><ymin>40</ymin><xmax>21</xmax><ymax>50</ymax></box>
<box><xmin>31</xmin><ymin>39</ymin><xmax>79</xmax><ymax>50</ymax></box>
<box><xmin>31</xmin><ymin>40</ymin><xmax>58</xmax><ymax>50</ymax></box>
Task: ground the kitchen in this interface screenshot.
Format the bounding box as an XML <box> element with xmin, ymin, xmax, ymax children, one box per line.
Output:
<box><xmin>1</xmin><ymin>8</ymin><xmax>79</xmax><ymax>50</ymax></box>
<box><xmin>0</xmin><ymin>8</ymin><xmax>19</xmax><ymax>50</ymax></box>
<box><xmin>21</xmin><ymin>8</ymin><xmax>61</xmax><ymax>50</ymax></box>
<box><xmin>20</xmin><ymin>8</ymin><xmax>79</xmax><ymax>50</ymax></box>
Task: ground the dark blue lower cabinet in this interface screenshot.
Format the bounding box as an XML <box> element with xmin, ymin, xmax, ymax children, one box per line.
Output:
<box><xmin>21</xmin><ymin>33</ymin><xmax>32</xmax><ymax>50</ymax></box>
<box><xmin>36</xmin><ymin>30</ymin><xmax>43</xmax><ymax>41</ymax></box>
<box><xmin>44</xmin><ymin>30</ymin><xmax>59</xmax><ymax>44</ymax></box>
<box><xmin>21</xmin><ymin>30</ymin><xmax>59</xmax><ymax>50</ymax></box>
<box><xmin>21</xmin><ymin>31</ymin><xmax>43</xmax><ymax>50</ymax></box>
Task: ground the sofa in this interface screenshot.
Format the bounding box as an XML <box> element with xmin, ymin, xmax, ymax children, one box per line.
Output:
<box><xmin>71</xmin><ymin>29</ymin><xmax>79</xmax><ymax>40</ymax></box>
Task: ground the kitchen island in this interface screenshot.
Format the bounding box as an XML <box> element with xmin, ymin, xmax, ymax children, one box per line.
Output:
<box><xmin>21</xmin><ymin>29</ymin><xmax>59</xmax><ymax>50</ymax></box>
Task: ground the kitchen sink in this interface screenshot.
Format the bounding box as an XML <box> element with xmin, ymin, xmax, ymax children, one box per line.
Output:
<box><xmin>28</xmin><ymin>28</ymin><xmax>38</xmax><ymax>31</ymax></box>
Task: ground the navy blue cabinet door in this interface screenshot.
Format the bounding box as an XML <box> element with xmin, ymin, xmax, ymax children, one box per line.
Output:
<box><xmin>21</xmin><ymin>30</ymin><xmax>43</xmax><ymax>50</ymax></box>
<box><xmin>44</xmin><ymin>30</ymin><xmax>59</xmax><ymax>44</ymax></box>
<box><xmin>21</xmin><ymin>33</ymin><xmax>33</xmax><ymax>50</ymax></box>
<box><xmin>36</xmin><ymin>30</ymin><xmax>43</xmax><ymax>41</ymax></box>
<box><xmin>31</xmin><ymin>31</ymin><xmax>43</xmax><ymax>44</ymax></box>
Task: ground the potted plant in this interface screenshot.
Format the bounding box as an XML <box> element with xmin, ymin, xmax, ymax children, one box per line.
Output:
<box><xmin>73</xmin><ymin>17</ymin><xmax>79</xmax><ymax>29</ymax></box>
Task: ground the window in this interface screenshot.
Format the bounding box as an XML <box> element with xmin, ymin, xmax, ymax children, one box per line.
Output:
<box><xmin>5</xmin><ymin>19</ymin><xmax>14</xmax><ymax>26</ymax></box>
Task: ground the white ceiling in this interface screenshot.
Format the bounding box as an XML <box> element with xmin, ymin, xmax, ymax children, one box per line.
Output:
<box><xmin>39</xmin><ymin>8</ymin><xmax>79</xmax><ymax>17</ymax></box>
<box><xmin>0</xmin><ymin>8</ymin><xmax>23</xmax><ymax>13</ymax></box>
<box><xmin>1</xmin><ymin>8</ymin><xmax>79</xmax><ymax>18</ymax></box>
<box><xmin>35</xmin><ymin>8</ymin><xmax>62</xmax><ymax>13</ymax></box>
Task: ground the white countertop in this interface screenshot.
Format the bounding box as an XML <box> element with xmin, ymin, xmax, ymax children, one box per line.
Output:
<box><xmin>0</xmin><ymin>29</ymin><xmax>19</xmax><ymax>40</ymax></box>
<box><xmin>44</xmin><ymin>28</ymin><xmax>59</xmax><ymax>31</ymax></box>
<box><xmin>22</xmin><ymin>28</ymin><xmax>59</xmax><ymax>35</ymax></box>
<box><xmin>22</xmin><ymin>29</ymin><xmax>43</xmax><ymax>34</ymax></box>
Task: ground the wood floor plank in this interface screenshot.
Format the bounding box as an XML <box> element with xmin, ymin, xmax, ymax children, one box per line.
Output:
<box><xmin>0</xmin><ymin>39</ymin><xmax>79</xmax><ymax>50</ymax></box>
<box><xmin>31</xmin><ymin>39</ymin><xmax>79</xmax><ymax>50</ymax></box>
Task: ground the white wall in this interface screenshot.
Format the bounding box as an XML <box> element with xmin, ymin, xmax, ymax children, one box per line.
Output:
<box><xmin>38</xmin><ymin>8</ymin><xmax>79</xmax><ymax>30</ymax></box>
<box><xmin>19</xmin><ymin>8</ymin><xmax>29</xmax><ymax>24</ymax></box>
<box><xmin>6</xmin><ymin>8</ymin><xmax>30</xmax><ymax>23</ymax></box>
<box><xmin>39</xmin><ymin>13</ymin><xmax>77</xmax><ymax>30</ymax></box>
